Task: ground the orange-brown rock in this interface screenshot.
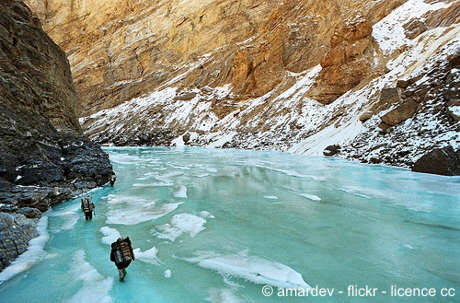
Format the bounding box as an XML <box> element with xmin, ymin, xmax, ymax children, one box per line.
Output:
<box><xmin>404</xmin><ymin>19</ymin><xmax>428</xmax><ymax>39</ymax></box>
<box><xmin>231</xmin><ymin>24</ymin><xmax>287</xmax><ymax>98</ymax></box>
<box><xmin>24</xmin><ymin>0</ymin><xmax>406</xmax><ymax>115</ymax></box>
<box><xmin>367</xmin><ymin>0</ymin><xmax>407</xmax><ymax>24</ymax></box>
<box><xmin>1</xmin><ymin>2</ymin><xmax>80</xmax><ymax>133</ymax></box>
<box><xmin>381</xmin><ymin>100</ymin><xmax>418</xmax><ymax>126</ymax></box>
<box><xmin>330</xmin><ymin>18</ymin><xmax>373</xmax><ymax>47</ymax></box>
<box><xmin>425</xmin><ymin>1</ymin><xmax>460</xmax><ymax>28</ymax></box>
<box><xmin>307</xmin><ymin>16</ymin><xmax>376</xmax><ymax>104</ymax></box>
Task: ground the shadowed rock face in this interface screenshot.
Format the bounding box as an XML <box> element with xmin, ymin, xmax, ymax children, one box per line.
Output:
<box><xmin>0</xmin><ymin>1</ymin><xmax>113</xmax><ymax>270</ymax></box>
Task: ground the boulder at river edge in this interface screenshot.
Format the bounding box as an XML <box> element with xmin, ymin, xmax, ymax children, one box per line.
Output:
<box><xmin>412</xmin><ymin>147</ymin><xmax>460</xmax><ymax>176</ymax></box>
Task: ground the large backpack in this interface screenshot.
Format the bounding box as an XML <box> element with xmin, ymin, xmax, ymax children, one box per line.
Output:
<box><xmin>82</xmin><ymin>198</ymin><xmax>91</xmax><ymax>212</ymax></box>
<box><xmin>112</xmin><ymin>238</ymin><xmax>133</xmax><ymax>264</ymax></box>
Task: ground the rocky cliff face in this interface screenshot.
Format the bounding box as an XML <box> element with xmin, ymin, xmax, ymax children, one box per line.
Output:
<box><xmin>0</xmin><ymin>1</ymin><xmax>113</xmax><ymax>270</ymax></box>
<box><xmin>26</xmin><ymin>0</ymin><xmax>460</xmax><ymax>174</ymax></box>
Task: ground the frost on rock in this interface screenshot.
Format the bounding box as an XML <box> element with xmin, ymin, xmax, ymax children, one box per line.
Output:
<box><xmin>372</xmin><ymin>0</ymin><xmax>453</xmax><ymax>55</ymax></box>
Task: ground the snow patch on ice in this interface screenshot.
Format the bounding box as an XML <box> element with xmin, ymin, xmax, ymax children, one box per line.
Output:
<box><xmin>154</xmin><ymin>213</ymin><xmax>206</xmax><ymax>241</ymax></box>
<box><xmin>403</xmin><ymin>244</ymin><xmax>415</xmax><ymax>250</ymax></box>
<box><xmin>199</xmin><ymin>211</ymin><xmax>215</xmax><ymax>219</ymax></box>
<box><xmin>66</xmin><ymin>250</ymin><xmax>113</xmax><ymax>303</ymax></box>
<box><xmin>109</xmin><ymin>153</ymin><xmax>143</xmax><ymax>165</ymax></box>
<box><xmin>164</xmin><ymin>269</ymin><xmax>172</xmax><ymax>278</ymax></box>
<box><xmin>106</xmin><ymin>194</ymin><xmax>182</xmax><ymax>225</ymax></box>
<box><xmin>264</xmin><ymin>196</ymin><xmax>279</xmax><ymax>200</ymax></box>
<box><xmin>186</xmin><ymin>251</ymin><xmax>311</xmax><ymax>289</ymax></box>
<box><xmin>133</xmin><ymin>246</ymin><xmax>159</xmax><ymax>265</ymax></box>
<box><xmin>100</xmin><ymin>226</ymin><xmax>121</xmax><ymax>245</ymax></box>
<box><xmin>174</xmin><ymin>185</ymin><xmax>188</xmax><ymax>198</ymax></box>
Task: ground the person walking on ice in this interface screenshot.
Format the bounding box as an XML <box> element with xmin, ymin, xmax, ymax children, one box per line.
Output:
<box><xmin>81</xmin><ymin>196</ymin><xmax>95</xmax><ymax>220</ymax></box>
<box><xmin>110</xmin><ymin>237</ymin><xmax>135</xmax><ymax>281</ymax></box>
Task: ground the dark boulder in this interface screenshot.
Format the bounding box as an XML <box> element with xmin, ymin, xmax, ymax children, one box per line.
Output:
<box><xmin>412</xmin><ymin>147</ymin><xmax>460</xmax><ymax>176</ymax></box>
<box><xmin>380</xmin><ymin>87</ymin><xmax>401</xmax><ymax>104</ymax></box>
<box><xmin>16</xmin><ymin>162</ymin><xmax>65</xmax><ymax>185</ymax></box>
<box><xmin>323</xmin><ymin>144</ymin><xmax>341</xmax><ymax>157</ymax></box>
<box><xmin>369</xmin><ymin>157</ymin><xmax>382</xmax><ymax>164</ymax></box>
<box><xmin>0</xmin><ymin>212</ymin><xmax>39</xmax><ymax>270</ymax></box>
<box><xmin>183</xmin><ymin>133</ymin><xmax>191</xmax><ymax>144</ymax></box>
<box><xmin>381</xmin><ymin>100</ymin><xmax>418</xmax><ymax>126</ymax></box>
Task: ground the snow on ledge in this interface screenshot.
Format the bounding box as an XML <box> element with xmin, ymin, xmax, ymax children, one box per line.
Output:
<box><xmin>372</xmin><ymin>0</ymin><xmax>453</xmax><ymax>55</ymax></box>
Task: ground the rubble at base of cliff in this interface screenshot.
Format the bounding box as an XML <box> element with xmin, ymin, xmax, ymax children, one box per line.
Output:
<box><xmin>0</xmin><ymin>131</ymin><xmax>113</xmax><ymax>271</ymax></box>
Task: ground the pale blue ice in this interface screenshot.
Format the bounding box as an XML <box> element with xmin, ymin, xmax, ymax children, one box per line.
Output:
<box><xmin>1</xmin><ymin>147</ymin><xmax>459</xmax><ymax>302</ymax></box>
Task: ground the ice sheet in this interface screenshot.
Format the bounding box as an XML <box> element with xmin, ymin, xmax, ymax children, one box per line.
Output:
<box><xmin>186</xmin><ymin>251</ymin><xmax>311</xmax><ymax>289</ymax></box>
<box><xmin>66</xmin><ymin>250</ymin><xmax>113</xmax><ymax>303</ymax></box>
<box><xmin>48</xmin><ymin>202</ymin><xmax>81</xmax><ymax>231</ymax></box>
<box><xmin>100</xmin><ymin>226</ymin><xmax>121</xmax><ymax>245</ymax></box>
<box><xmin>207</xmin><ymin>288</ymin><xmax>243</xmax><ymax>303</ymax></box>
<box><xmin>133</xmin><ymin>246</ymin><xmax>159</xmax><ymax>265</ymax></box>
<box><xmin>106</xmin><ymin>194</ymin><xmax>182</xmax><ymax>225</ymax></box>
<box><xmin>154</xmin><ymin>213</ymin><xmax>206</xmax><ymax>241</ymax></box>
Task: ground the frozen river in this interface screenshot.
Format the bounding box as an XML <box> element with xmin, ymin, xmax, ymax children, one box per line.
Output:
<box><xmin>1</xmin><ymin>147</ymin><xmax>459</xmax><ymax>302</ymax></box>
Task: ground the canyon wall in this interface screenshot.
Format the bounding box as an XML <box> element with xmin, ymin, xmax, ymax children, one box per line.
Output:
<box><xmin>0</xmin><ymin>1</ymin><xmax>113</xmax><ymax>270</ymax></box>
<box><xmin>26</xmin><ymin>0</ymin><xmax>460</xmax><ymax>174</ymax></box>
<box><xmin>24</xmin><ymin>0</ymin><xmax>399</xmax><ymax>114</ymax></box>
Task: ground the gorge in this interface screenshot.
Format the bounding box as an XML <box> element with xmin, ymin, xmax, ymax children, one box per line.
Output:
<box><xmin>23</xmin><ymin>0</ymin><xmax>460</xmax><ymax>172</ymax></box>
<box><xmin>0</xmin><ymin>0</ymin><xmax>459</xmax><ymax>302</ymax></box>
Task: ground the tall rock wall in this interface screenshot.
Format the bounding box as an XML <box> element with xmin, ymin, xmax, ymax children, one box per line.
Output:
<box><xmin>0</xmin><ymin>1</ymin><xmax>113</xmax><ymax>270</ymax></box>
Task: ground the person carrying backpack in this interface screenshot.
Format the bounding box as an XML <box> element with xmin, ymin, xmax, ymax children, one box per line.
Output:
<box><xmin>81</xmin><ymin>196</ymin><xmax>95</xmax><ymax>220</ymax></box>
<box><xmin>110</xmin><ymin>237</ymin><xmax>135</xmax><ymax>281</ymax></box>
<box><xmin>110</xmin><ymin>173</ymin><xmax>117</xmax><ymax>186</ymax></box>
